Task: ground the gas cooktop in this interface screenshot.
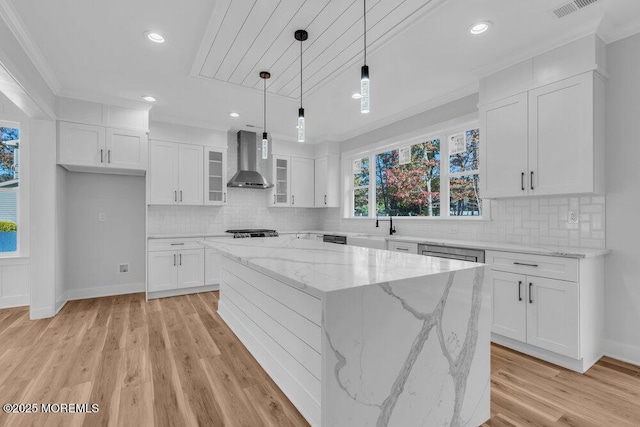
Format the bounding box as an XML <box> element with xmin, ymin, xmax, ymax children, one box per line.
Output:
<box><xmin>226</xmin><ymin>229</ymin><xmax>279</xmax><ymax>238</ymax></box>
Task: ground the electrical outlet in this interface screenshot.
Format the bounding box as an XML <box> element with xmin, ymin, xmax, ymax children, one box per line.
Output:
<box><xmin>118</xmin><ymin>263</ymin><xmax>129</xmax><ymax>274</ymax></box>
<box><xmin>449</xmin><ymin>227</ymin><xmax>459</xmax><ymax>235</ymax></box>
<box><xmin>568</xmin><ymin>211</ymin><xmax>579</xmax><ymax>224</ymax></box>
<box><xmin>98</xmin><ymin>212</ymin><xmax>106</xmax><ymax>222</ymax></box>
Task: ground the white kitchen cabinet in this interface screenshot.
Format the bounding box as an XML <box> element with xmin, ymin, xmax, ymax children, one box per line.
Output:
<box><xmin>270</xmin><ymin>155</ymin><xmax>314</xmax><ymax>208</ymax></box>
<box><xmin>204</xmin><ymin>147</ymin><xmax>227</xmax><ymax>206</ymax></box>
<box><xmin>148</xmin><ymin>251</ymin><xmax>179</xmax><ymax>292</ymax></box>
<box><xmin>526</xmin><ymin>277</ymin><xmax>579</xmax><ymax>358</ymax></box>
<box><xmin>58</xmin><ymin>121</ymin><xmax>148</xmax><ymax>175</ymax></box>
<box><xmin>528</xmin><ymin>73</ymin><xmax>596</xmax><ymax>196</ymax></box>
<box><xmin>388</xmin><ymin>241</ymin><xmax>418</xmax><ymax>254</ymax></box>
<box><xmin>58</xmin><ymin>122</ymin><xmax>105</xmax><ymax>167</ymax></box>
<box><xmin>177</xmin><ymin>249</ymin><xmax>205</xmax><ymax>289</ymax></box>
<box><xmin>58</xmin><ymin>121</ymin><xmax>148</xmax><ymax>174</ymax></box>
<box><xmin>148</xmin><ymin>141</ymin><xmax>203</xmax><ymax>205</ymax></box>
<box><xmin>487</xmin><ymin>250</ymin><xmax>603</xmax><ymax>373</ymax></box>
<box><xmin>178</xmin><ymin>144</ymin><xmax>204</xmax><ymax>205</ymax></box>
<box><xmin>491</xmin><ymin>271</ymin><xmax>527</xmax><ymax>342</ymax></box>
<box><xmin>480</xmin><ymin>71</ymin><xmax>604</xmax><ymax>198</ymax></box>
<box><xmin>314</xmin><ymin>155</ymin><xmax>340</xmax><ymax>207</ymax></box>
<box><xmin>147</xmin><ymin>239</ymin><xmax>205</xmax><ymax>293</ymax></box>
<box><xmin>480</xmin><ymin>94</ymin><xmax>529</xmax><ymax>198</ymax></box>
<box><xmin>105</xmin><ymin>128</ymin><xmax>148</xmax><ymax>171</ymax></box>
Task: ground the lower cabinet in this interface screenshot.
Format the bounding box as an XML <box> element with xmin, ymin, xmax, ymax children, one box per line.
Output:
<box><xmin>487</xmin><ymin>250</ymin><xmax>603</xmax><ymax>373</ymax></box>
<box><xmin>490</xmin><ymin>270</ymin><xmax>579</xmax><ymax>357</ymax></box>
<box><xmin>147</xmin><ymin>239</ymin><xmax>206</xmax><ymax>294</ymax></box>
<box><xmin>205</xmin><ymin>248</ymin><xmax>222</xmax><ymax>287</ymax></box>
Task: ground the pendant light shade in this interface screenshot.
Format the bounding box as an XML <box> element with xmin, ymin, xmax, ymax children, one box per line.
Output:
<box><xmin>295</xmin><ymin>29</ymin><xmax>308</xmax><ymax>142</ymax></box>
<box><xmin>361</xmin><ymin>0</ymin><xmax>370</xmax><ymax>114</ymax></box>
<box><xmin>259</xmin><ymin>71</ymin><xmax>271</xmax><ymax>160</ymax></box>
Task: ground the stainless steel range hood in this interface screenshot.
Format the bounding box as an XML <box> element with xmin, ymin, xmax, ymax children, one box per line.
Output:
<box><xmin>227</xmin><ymin>131</ymin><xmax>273</xmax><ymax>188</ymax></box>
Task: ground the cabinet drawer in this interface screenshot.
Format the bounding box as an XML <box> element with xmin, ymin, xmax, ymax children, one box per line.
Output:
<box><xmin>148</xmin><ymin>238</ymin><xmax>203</xmax><ymax>251</ymax></box>
<box><xmin>486</xmin><ymin>250</ymin><xmax>578</xmax><ymax>282</ymax></box>
<box><xmin>388</xmin><ymin>241</ymin><xmax>418</xmax><ymax>254</ymax></box>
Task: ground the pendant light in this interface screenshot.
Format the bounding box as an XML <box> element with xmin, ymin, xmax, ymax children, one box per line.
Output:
<box><xmin>295</xmin><ymin>29</ymin><xmax>308</xmax><ymax>142</ymax></box>
<box><xmin>360</xmin><ymin>0</ymin><xmax>370</xmax><ymax>114</ymax></box>
<box><xmin>259</xmin><ymin>71</ymin><xmax>271</xmax><ymax>159</ymax></box>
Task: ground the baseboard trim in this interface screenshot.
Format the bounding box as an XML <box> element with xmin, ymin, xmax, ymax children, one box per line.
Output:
<box><xmin>604</xmin><ymin>339</ymin><xmax>640</xmax><ymax>367</ymax></box>
<box><xmin>30</xmin><ymin>306</ymin><xmax>55</xmax><ymax>320</ymax></box>
<box><xmin>67</xmin><ymin>282</ymin><xmax>145</xmax><ymax>301</ymax></box>
<box><xmin>0</xmin><ymin>294</ymin><xmax>29</xmax><ymax>309</ymax></box>
<box><xmin>147</xmin><ymin>285</ymin><xmax>219</xmax><ymax>300</ymax></box>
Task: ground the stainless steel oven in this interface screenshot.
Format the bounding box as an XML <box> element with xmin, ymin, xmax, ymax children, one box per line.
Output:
<box><xmin>417</xmin><ymin>244</ymin><xmax>485</xmax><ymax>263</ymax></box>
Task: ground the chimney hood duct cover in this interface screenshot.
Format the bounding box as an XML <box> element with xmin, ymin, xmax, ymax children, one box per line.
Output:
<box><xmin>227</xmin><ymin>131</ymin><xmax>273</xmax><ymax>188</ymax></box>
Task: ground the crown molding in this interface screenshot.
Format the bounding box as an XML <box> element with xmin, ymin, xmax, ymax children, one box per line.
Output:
<box><xmin>57</xmin><ymin>89</ymin><xmax>153</xmax><ymax>112</ymax></box>
<box><xmin>0</xmin><ymin>0</ymin><xmax>61</xmax><ymax>95</ymax></box>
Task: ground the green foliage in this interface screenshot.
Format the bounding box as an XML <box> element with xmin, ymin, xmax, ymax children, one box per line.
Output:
<box><xmin>0</xmin><ymin>220</ymin><xmax>17</xmax><ymax>232</ymax></box>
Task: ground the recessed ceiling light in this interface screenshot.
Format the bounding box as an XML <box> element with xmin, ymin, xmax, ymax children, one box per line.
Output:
<box><xmin>145</xmin><ymin>31</ymin><xmax>166</xmax><ymax>43</ymax></box>
<box><xmin>229</xmin><ymin>112</ymin><xmax>240</xmax><ymax>118</ymax></box>
<box><xmin>351</xmin><ymin>93</ymin><xmax>362</xmax><ymax>99</ymax></box>
<box><xmin>142</xmin><ymin>95</ymin><xmax>156</xmax><ymax>102</ymax></box>
<box><xmin>469</xmin><ymin>22</ymin><xmax>492</xmax><ymax>35</ymax></box>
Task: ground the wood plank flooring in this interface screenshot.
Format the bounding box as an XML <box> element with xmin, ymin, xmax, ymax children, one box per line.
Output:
<box><xmin>0</xmin><ymin>292</ymin><xmax>638</xmax><ymax>427</ymax></box>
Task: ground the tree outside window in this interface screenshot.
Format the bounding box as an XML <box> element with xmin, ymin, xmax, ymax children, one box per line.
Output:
<box><xmin>0</xmin><ymin>126</ymin><xmax>19</xmax><ymax>253</ymax></box>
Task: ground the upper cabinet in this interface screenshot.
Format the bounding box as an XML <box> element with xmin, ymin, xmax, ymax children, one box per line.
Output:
<box><xmin>204</xmin><ymin>147</ymin><xmax>227</xmax><ymax>206</ymax></box>
<box><xmin>314</xmin><ymin>155</ymin><xmax>340</xmax><ymax>208</ymax></box>
<box><xmin>270</xmin><ymin>155</ymin><xmax>314</xmax><ymax>208</ymax></box>
<box><xmin>148</xmin><ymin>141</ymin><xmax>203</xmax><ymax>205</ymax></box>
<box><xmin>58</xmin><ymin>121</ymin><xmax>148</xmax><ymax>175</ymax></box>
<box><xmin>480</xmin><ymin>36</ymin><xmax>606</xmax><ymax>199</ymax></box>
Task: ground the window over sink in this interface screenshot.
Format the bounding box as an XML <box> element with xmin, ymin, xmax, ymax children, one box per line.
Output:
<box><xmin>346</xmin><ymin>122</ymin><xmax>483</xmax><ymax>220</ymax></box>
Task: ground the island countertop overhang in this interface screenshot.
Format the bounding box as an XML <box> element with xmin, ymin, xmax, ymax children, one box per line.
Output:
<box><xmin>202</xmin><ymin>236</ymin><xmax>484</xmax><ymax>297</ymax></box>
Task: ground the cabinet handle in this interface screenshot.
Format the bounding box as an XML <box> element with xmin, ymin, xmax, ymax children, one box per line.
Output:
<box><xmin>529</xmin><ymin>283</ymin><xmax>533</xmax><ymax>304</ymax></box>
<box><xmin>174</xmin><ymin>191</ymin><xmax>177</xmax><ymax>202</ymax></box>
<box><xmin>396</xmin><ymin>247</ymin><xmax>409</xmax><ymax>251</ymax></box>
<box><xmin>324</xmin><ymin>195</ymin><xmax>327</xmax><ymax>205</ymax></box>
<box><xmin>100</xmin><ymin>149</ymin><xmax>104</xmax><ymax>163</ymax></box>
<box><xmin>521</xmin><ymin>172</ymin><xmax>525</xmax><ymax>191</ymax></box>
<box><xmin>292</xmin><ymin>195</ymin><xmax>295</xmax><ymax>205</ymax></box>
<box><xmin>170</xmin><ymin>243</ymin><xmax>185</xmax><ymax>246</ymax></box>
<box><xmin>180</xmin><ymin>190</ymin><xmax>183</xmax><ymax>202</ymax></box>
<box><xmin>518</xmin><ymin>281</ymin><xmax>522</xmax><ymax>302</ymax></box>
<box><xmin>223</xmin><ymin>192</ymin><xmax>226</xmax><ymax>203</ymax></box>
<box><xmin>514</xmin><ymin>262</ymin><xmax>539</xmax><ymax>268</ymax></box>
<box><xmin>108</xmin><ymin>150</ymin><xmax>111</xmax><ymax>164</ymax></box>
<box><xmin>179</xmin><ymin>254</ymin><xmax>182</xmax><ymax>266</ymax></box>
<box><xmin>273</xmin><ymin>194</ymin><xmax>276</xmax><ymax>204</ymax></box>
<box><xmin>173</xmin><ymin>254</ymin><xmax>176</xmax><ymax>266</ymax></box>
<box><xmin>530</xmin><ymin>171</ymin><xmax>534</xmax><ymax>190</ymax></box>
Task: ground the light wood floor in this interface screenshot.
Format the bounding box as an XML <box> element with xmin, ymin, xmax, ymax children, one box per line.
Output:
<box><xmin>0</xmin><ymin>292</ymin><xmax>638</xmax><ymax>427</ymax></box>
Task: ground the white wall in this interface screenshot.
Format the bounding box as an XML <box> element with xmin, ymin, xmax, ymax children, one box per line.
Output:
<box><xmin>64</xmin><ymin>172</ymin><xmax>146</xmax><ymax>299</ymax></box>
<box><xmin>603</xmin><ymin>32</ymin><xmax>640</xmax><ymax>365</ymax></box>
<box><xmin>55</xmin><ymin>166</ymin><xmax>67</xmax><ymax>311</ymax></box>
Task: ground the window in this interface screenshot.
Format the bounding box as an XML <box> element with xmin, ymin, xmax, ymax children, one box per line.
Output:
<box><xmin>0</xmin><ymin>125</ymin><xmax>19</xmax><ymax>253</ymax></box>
<box><xmin>352</xmin><ymin>156</ymin><xmax>369</xmax><ymax>217</ymax></box>
<box><xmin>347</xmin><ymin>124</ymin><xmax>482</xmax><ymax>219</ymax></box>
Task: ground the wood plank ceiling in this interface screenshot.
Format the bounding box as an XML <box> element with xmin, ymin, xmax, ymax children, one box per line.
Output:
<box><xmin>192</xmin><ymin>0</ymin><xmax>445</xmax><ymax>99</ymax></box>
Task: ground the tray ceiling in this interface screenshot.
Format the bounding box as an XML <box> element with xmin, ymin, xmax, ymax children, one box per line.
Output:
<box><xmin>192</xmin><ymin>0</ymin><xmax>444</xmax><ymax>99</ymax></box>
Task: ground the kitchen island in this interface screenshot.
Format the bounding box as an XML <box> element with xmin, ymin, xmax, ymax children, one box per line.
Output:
<box><xmin>202</xmin><ymin>237</ymin><xmax>490</xmax><ymax>427</ymax></box>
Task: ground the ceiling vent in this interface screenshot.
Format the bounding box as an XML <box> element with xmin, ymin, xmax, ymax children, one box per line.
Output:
<box><xmin>551</xmin><ymin>0</ymin><xmax>600</xmax><ymax>19</ymax></box>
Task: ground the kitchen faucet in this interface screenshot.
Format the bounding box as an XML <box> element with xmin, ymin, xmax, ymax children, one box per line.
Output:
<box><xmin>376</xmin><ymin>213</ymin><xmax>396</xmax><ymax>235</ymax></box>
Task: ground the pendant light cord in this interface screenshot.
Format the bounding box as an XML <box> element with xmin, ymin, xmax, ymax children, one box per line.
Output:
<box><xmin>363</xmin><ymin>0</ymin><xmax>367</xmax><ymax>65</ymax></box>
<box><xmin>263</xmin><ymin>77</ymin><xmax>267</xmax><ymax>134</ymax></box>
<box><xmin>300</xmin><ymin>38</ymin><xmax>303</xmax><ymax>108</ymax></box>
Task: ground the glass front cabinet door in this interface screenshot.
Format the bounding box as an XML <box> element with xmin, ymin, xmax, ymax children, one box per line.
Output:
<box><xmin>204</xmin><ymin>147</ymin><xmax>227</xmax><ymax>206</ymax></box>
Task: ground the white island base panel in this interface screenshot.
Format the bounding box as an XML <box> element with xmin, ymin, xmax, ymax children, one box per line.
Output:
<box><xmin>217</xmin><ymin>257</ymin><xmax>490</xmax><ymax>426</ymax></box>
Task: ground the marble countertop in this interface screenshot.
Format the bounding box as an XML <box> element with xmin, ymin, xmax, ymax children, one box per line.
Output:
<box><xmin>202</xmin><ymin>237</ymin><xmax>482</xmax><ymax>297</ymax></box>
<box><xmin>149</xmin><ymin>230</ymin><xmax>608</xmax><ymax>258</ymax></box>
